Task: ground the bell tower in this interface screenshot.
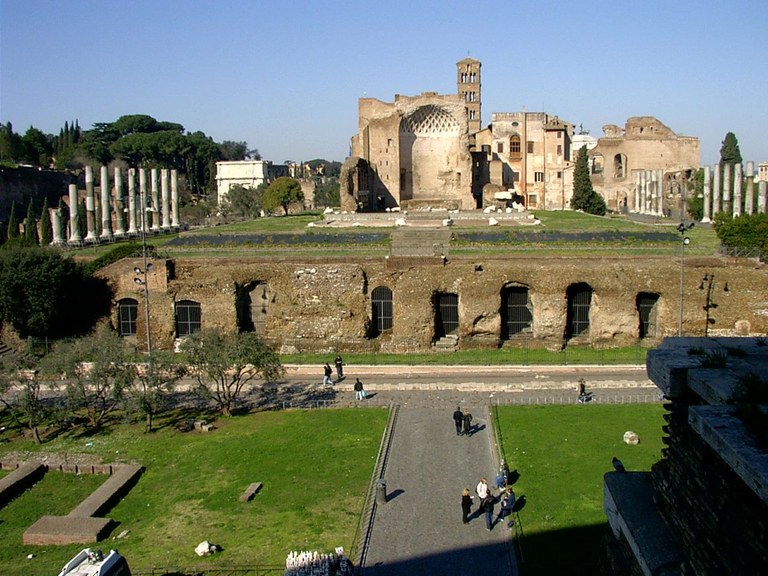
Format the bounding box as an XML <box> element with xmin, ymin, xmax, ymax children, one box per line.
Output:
<box><xmin>457</xmin><ymin>57</ymin><xmax>481</xmax><ymax>133</ymax></box>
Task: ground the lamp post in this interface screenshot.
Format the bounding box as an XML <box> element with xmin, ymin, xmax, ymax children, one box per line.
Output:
<box><xmin>677</xmin><ymin>221</ymin><xmax>694</xmax><ymax>336</ymax></box>
<box><xmin>133</xmin><ymin>201</ymin><xmax>153</xmax><ymax>365</ymax></box>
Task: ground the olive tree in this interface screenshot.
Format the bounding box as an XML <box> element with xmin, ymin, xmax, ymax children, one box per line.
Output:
<box><xmin>0</xmin><ymin>354</ymin><xmax>49</xmax><ymax>444</ymax></box>
<box><xmin>181</xmin><ymin>330</ymin><xmax>283</xmax><ymax>416</ymax></box>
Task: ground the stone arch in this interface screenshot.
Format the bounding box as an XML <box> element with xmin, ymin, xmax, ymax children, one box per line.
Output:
<box><xmin>499</xmin><ymin>284</ymin><xmax>532</xmax><ymax>340</ymax></box>
<box><xmin>564</xmin><ymin>283</ymin><xmax>592</xmax><ymax>341</ymax></box>
<box><xmin>614</xmin><ymin>153</ymin><xmax>627</xmax><ymax>179</ymax></box>
<box><xmin>236</xmin><ymin>281</ymin><xmax>272</xmax><ymax>336</ymax></box>
<box><xmin>636</xmin><ymin>292</ymin><xmax>660</xmax><ymax>339</ymax></box>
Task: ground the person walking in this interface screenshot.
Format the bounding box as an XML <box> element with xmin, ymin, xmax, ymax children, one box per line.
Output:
<box><xmin>354</xmin><ymin>377</ymin><xmax>365</xmax><ymax>400</ymax></box>
<box><xmin>462</xmin><ymin>409</ymin><xmax>473</xmax><ymax>436</ymax></box>
<box><xmin>481</xmin><ymin>492</ymin><xmax>495</xmax><ymax>531</ymax></box>
<box><xmin>322</xmin><ymin>363</ymin><xmax>333</xmax><ymax>386</ymax></box>
<box><xmin>452</xmin><ymin>406</ymin><xmax>464</xmax><ymax>436</ymax></box>
<box><xmin>334</xmin><ymin>354</ymin><xmax>344</xmax><ymax>380</ymax></box>
<box><xmin>461</xmin><ymin>488</ymin><xmax>473</xmax><ymax>524</ymax></box>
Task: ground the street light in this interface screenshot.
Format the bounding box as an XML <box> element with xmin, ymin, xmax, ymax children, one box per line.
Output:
<box><xmin>677</xmin><ymin>221</ymin><xmax>694</xmax><ymax>336</ymax></box>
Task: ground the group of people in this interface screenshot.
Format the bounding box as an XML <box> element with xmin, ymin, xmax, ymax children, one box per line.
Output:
<box><xmin>461</xmin><ymin>476</ymin><xmax>516</xmax><ymax>531</ymax></box>
<box><xmin>452</xmin><ymin>406</ymin><xmax>473</xmax><ymax>436</ymax></box>
<box><xmin>322</xmin><ymin>355</ymin><xmax>345</xmax><ymax>386</ymax></box>
<box><xmin>322</xmin><ymin>356</ymin><xmax>367</xmax><ymax>400</ymax></box>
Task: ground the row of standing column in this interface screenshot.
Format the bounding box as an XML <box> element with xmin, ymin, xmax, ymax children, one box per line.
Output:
<box><xmin>50</xmin><ymin>167</ymin><xmax>180</xmax><ymax>245</ymax></box>
<box><xmin>633</xmin><ymin>170</ymin><xmax>665</xmax><ymax>216</ymax></box>
<box><xmin>700</xmin><ymin>161</ymin><xmax>767</xmax><ymax>223</ymax></box>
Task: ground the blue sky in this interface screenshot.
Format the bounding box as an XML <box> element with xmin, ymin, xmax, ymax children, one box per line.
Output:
<box><xmin>1</xmin><ymin>0</ymin><xmax>766</xmax><ymax>167</ymax></box>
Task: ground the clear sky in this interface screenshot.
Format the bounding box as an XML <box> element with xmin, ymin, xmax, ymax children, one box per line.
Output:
<box><xmin>1</xmin><ymin>0</ymin><xmax>766</xmax><ymax>167</ymax></box>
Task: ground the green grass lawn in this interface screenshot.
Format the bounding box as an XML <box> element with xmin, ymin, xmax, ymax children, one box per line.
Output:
<box><xmin>496</xmin><ymin>403</ymin><xmax>666</xmax><ymax>575</ymax></box>
<box><xmin>282</xmin><ymin>345</ymin><xmax>650</xmax><ymax>366</ymax></box>
<box><xmin>0</xmin><ymin>408</ymin><xmax>389</xmax><ymax>575</ymax></box>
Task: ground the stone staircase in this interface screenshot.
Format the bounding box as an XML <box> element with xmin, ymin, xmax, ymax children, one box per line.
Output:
<box><xmin>432</xmin><ymin>334</ymin><xmax>459</xmax><ymax>352</ymax></box>
<box><xmin>390</xmin><ymin>228</ymin><xmax>452</xmax><ymax>258</ymax></box>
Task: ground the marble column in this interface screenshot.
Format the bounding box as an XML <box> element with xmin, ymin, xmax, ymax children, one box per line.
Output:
<box><xmin>658</xmin><ymin>170</ymin><xmax>665</xmax><ymax>216</ymax></box>
<box><xmin>759</xmin><ymin>180</ymin><xmax>767</xmax><ymax>214</ymax></box>
<box><xmin>114</xmin><ymin>167</ymin><xmax>126</xmax><ymax>236</ymax></box>
<box><xmin>84</xmin><ymin>166</ymin><xmax>97</xmax><ymax>241</ymax></box>
<box><xmin>100</xmin><ymin>165</ymin><xmax>113</xmax><ymax>240</ymax></box>
<box><xmin>171</xmin><ymin>169</ymin><xmax>180</xmax><ymax>227</ymax></box>
<box><xmin>701</xmin><ymin>165</ymin><xmax>711</xmax><ymax>223</ymax></box>
<box><xmin>161</xmin><ymin>168</ymin><xmax>171</xmax><ymax>229</ymax></box>
<box><xmin>723</xmin><ymin>163</ymin><xmax>732</xmax><ymax>215</ymax></box>
<box><xmin>713</xmin><ymin>163</ymin><xmax>721</xmax><ymax>216</ymax></box>
<box><xmin>139</xmin><ymin>168</ymin><xmax>149</xmax><ymax>233</ymax></box>
<box><xmin>150</xmin><ymin>168</ymin><xmax>160</xmax><ymax>232</ymax></box>
<box><xmin>640</xmin><ymin>171</ymin><xmax>648</xmax><ymax>214</ymax></box>
<box><xmin>745</xmin><ymin>161</ymin><xmax>755</xmax><ymax>215</ymax></box>
<box><xmin>51</xmin><ymin>207</ymin><xmax>65</xmax><ymax>245</ymax></box>
<box><xmin>68</xmin><ymin>184</ymin><xmax>82</xmax><ymax>244</ymax></box>
<box><xmin>733</xmin><ymin>163</ymin><xmax>743</xmax><ymax>217</ymax></box>
<box><xmin>634</xmin><ymin>172</ymin><xmax>641</xmax><ymax>213</ymax></box>
<box><xmin>127</xmin><ymin>168</ymin><xmax>138</xmax><ymax>235</ymax></box>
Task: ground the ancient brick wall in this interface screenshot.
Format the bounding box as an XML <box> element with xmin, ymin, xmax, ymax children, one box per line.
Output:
<box><xmin>100</xmin><ymin>255</ymin><xmax>768</xmax><ymax>353</ymax></box>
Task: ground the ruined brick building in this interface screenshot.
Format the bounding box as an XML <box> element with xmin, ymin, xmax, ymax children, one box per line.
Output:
<box><xmin>341</xmin><ymin>58</ymin><xmax>699</xmax><ymax>214</ymax></box>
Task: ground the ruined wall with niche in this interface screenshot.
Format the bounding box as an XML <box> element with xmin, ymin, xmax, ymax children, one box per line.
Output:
<box><xmin>99</xmin><ymin>256</ymin><xmax>768</xmax><ymax>353</ymax></box>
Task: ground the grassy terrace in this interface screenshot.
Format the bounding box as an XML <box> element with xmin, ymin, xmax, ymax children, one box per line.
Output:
<box><xmin>0</xmin><ymin>409</ymin><xmax>389</xmax><ymax>575</ymax></box>
<box><xmin>496</xmin><ymin>403</ymin><xmax>665</xmax><ymax>575</ymax></box>
<box><xmin>70</xmin><ymin>210</ymin><xmax>720</xmax><ymax>261</ymax></box>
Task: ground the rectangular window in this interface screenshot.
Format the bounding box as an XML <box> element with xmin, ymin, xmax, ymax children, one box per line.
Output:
<box><xmin>557</xmin><ymin>171</ymin><xmax>562</xmax><ymax>179</ymax></box>
<box><xmin>557</xmin><ymin>144</ymin><xmax>562</xmax><ymax>156</ymax></box>
<box><xmin>528</xmin><ymin>194</ymin><xmax>538</xmax><ymax>206</ymax></box>
<box><xmin>534</xmin><ymin>172</ymin><xmax>544</xmax><ymax>182</ymax></box>
<box><xmin>527</xmin><ymin>141</ymin><xmax>534</xmax><ymax>154</ymax></box>
<box><xmin>511</xmin><ymin>139</ymin><xmax>521</xmax><ymax>154</ymax></box>
<box><xmin>497</xmin><ymin>142</ymin><xmax>504</xmax><ymax>154</ymax></box>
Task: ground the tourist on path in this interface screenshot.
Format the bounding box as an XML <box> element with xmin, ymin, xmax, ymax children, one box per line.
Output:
<box><xmin>462</xmin><ymin>409</ymin><xmax>473</xmax><ymax>435</ymax></box>
<box><xmin>461</xmin><ymin>488</ymin><xmax>473</xmax><ymax>524</ymax></box>
<box><xmin>496</xmin><ymin>488</ymin><xmax>516</xmax><ymax>527</ymax></box>
<box><xmin>334</xmin><ymin>354</ymin><xmax>344</xmax><ymax>380</ymax></box>
<box><xmin>481</xmin><ymin>492</ymin><xmax>495</xmax><ymax>530</ymax></box>
<box><xmin>354</xmin><ymin>378</ymin><xmax>365</xmax><ymax>400</ymax></box>
<box><xmin>323</xmin><ymin>363</ymin><xmax>333</xmax><ymax>386</ymax></box>
<box><xmin>476</xmin><ymin>477</ymin><xmax>489</xmax><ymax>501</ymax></box>
<box><xmin>453</xmin><ymin>406</ymin><xmax>464</xmax><ymax>436</ymax></box>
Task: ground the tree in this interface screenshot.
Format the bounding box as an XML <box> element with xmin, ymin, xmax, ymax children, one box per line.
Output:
<box><xmin>719</xmin><ymin>132</ymin><xmax>743</xmax><ymax>166</ymax></box>
<box><xmin>21</xmin><ymin>127</ymin><xmax>53</xmax><ymax>166</ymax></box>
<box><xmin>313</xmin><ymin>179</ymin><xmax>340</xmax><ymax>208</ymax></box>
<box><xmin>713</xmin><ymin>212</ymin><xmax>768</xmax><ymax>255</ymax></box>
<box><xmin>222</xmin><ymin>184</ymin><xmax>264</xmax><ymax>218</ymax></box>
<box><xmin>181</xmin><ymin>330</ymin><xmax>283</xmax><ymax>417</ymax></box>
<box><xmin>39</xmin><ymin>198</ymin><xmax>52</xmax><ymax>246</ymax></box>
<box><xmin>570</xmin><ymin>146</ymin><xmax>606</xmax><ymax>216</ymax></box>
<box><xmin>263</xmin><ymin>177</ymin><xmax>304</xmax><ymax>215</ymax></box>
<box><xmin>0</xmin><ymin>354</ymin><xmax>49</xmax><ymax>444</ymax></box>
<box><xmin>0</xmin><ymin>247</ymin><xmax>109</xmax><ymax>338</ymax></box>
<box><xmin>6</xmin><ymin>201</ymin><xmax>20</xmax><ymax>240</ymax></box>
<box><xmin>123</xmin><ymin>352</ymin><xmax>185</xmax><ymax>432</ymax></box>
<box><xmin>41</xmin><ymin>325</ymin><xmax>133</xmax><ymax>429</ymax></box>
<box><xmin>22</xmin><ymin>201</ymin><xmax>39</xmax><ymax>246</ymax></box>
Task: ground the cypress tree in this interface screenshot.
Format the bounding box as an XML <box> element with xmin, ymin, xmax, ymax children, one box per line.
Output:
<box><xmin>23</xmin><ymin>201</ymin><xmax>39</xmax><ymax>246</ymax></box>
<box><xmin>63</xmin><ymin>121</ymin><xmax>70</xmax><ymax>149</ymax></box>
<box><xmin>6</xmin><ymin>201</ymin><xmax>19</xmax><ymax>239</ymax></box>
<box><xmin>39</xmin><ymin>197</ymin><xmax>52</xmax><ymax>246</ymax></box>
<box><xmin>570</xmin><ymin>146</ymin><xmax>606</xmax><ymax>216</ymax></box>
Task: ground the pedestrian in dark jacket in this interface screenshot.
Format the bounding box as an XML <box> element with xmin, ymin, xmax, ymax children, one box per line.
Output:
<box><xmin>462</xmin><ymin>410</ymin><xmax>473</xmax><ymax>435</ymax></box>
<box><xmin>482</xmin><ymin>493</ymin><xmax>495</xmax><ymax>530</ymax></box>
<box><xmin>461</xmin><ymin>488</ymin><xmax>473</xmax><ymax>524</ymax></box>
<box><xmin>453</xmin><ymin>406</ymin><xmax>464</xmax><ymax>435</ymax></box>
<box><xmin>334</xmin><ymin>355</ymin><xmax>344</xmax><ymax>380</ymax></box>
<box><xmin>354</xmin><ymin>378</ymin><xmax>365</xmax><ymax>400</ymax></box>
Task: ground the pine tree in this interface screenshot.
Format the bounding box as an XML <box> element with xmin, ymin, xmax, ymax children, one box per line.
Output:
<box><xmin>23</xmin><ymin>201</ymin><xmax>39</xmax><ymax>246</ymax></box>
<box><xmin>39</xmin><ymin>197</ymin><xmax>52</xmax><ymax>246</ymax></box>
<box><xmin>6</xmin><ymin>201</ymin><xmax>19</xmax><ymax>239</ymax></box>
